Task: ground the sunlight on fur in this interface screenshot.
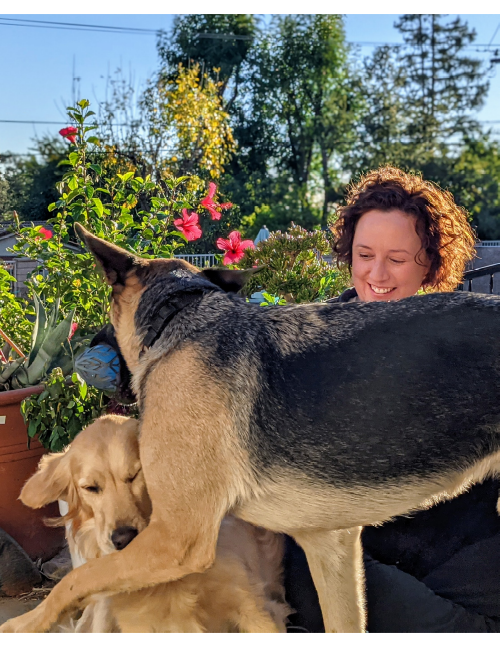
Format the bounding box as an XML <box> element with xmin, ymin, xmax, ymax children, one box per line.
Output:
<box><xmin>20</xmin><ymin>415</ymin><xmax>291</xmax><ymax>633</ymax></box>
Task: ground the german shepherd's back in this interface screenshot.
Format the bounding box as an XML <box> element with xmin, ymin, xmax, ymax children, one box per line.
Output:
<box><xmin>133</xmin><ymin>278</ymin><xmax>500</xmax><ymax>531</ymax></box>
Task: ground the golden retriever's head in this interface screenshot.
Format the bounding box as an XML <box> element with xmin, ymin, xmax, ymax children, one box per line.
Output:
<box><xmin>21</xmin><ymin>415</ymin><xmax>151</xmax><ymax>556</ymax></box>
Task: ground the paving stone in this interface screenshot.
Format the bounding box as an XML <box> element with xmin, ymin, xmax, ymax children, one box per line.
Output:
<box><xmin>0</xmin><ymin>597</ymin><xmax>41</xmax><ymax>624</ymax></box>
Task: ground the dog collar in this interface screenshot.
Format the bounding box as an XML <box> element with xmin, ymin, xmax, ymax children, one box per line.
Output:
<box><xmin>139</xmin><ymin>291</ymin><xmax>205</xmax><ymax>358</ymax></box>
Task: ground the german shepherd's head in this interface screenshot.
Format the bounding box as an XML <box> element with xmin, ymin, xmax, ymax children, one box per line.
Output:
<box><xmin>75</xmin><ymin>224</ymin><xmax>259</xmax><ymax>374</ymax></box>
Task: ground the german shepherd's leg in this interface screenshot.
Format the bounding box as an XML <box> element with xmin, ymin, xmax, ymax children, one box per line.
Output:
<box><xmin>0</xmin><ymin>514</ymin><xmax>222</xmax><ymax>633</ymax></box>
<box><xmin>293</xmin><ymin>526</ymin><xmax>365</xmax><ymax>633</ymax></box>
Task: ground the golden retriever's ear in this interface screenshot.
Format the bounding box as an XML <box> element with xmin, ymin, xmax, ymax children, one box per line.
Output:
<box><xmin>20</xmin><ymin>450</ymin><xmax>71</xmax><ymax>509</ymax></box>
<box><xmin>75</xmin><ymin>223</ymin><xmax>147</xmax><ymax>288</ymax></box>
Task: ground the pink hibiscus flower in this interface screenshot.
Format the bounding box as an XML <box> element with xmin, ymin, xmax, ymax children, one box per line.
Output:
<box><xmin>216</xmin><ymin>231</ymin><xmax>255</xmax><ymax>266</ymax></box>
<box><xmin>36</xmin><ymin>226</ymin><xmax>53</xmax><ymax>240</ymax></box>
<box><xmin>68</xmin><ymin>322</ymin><xmax>78</xmax><ymax>341</ymax></box>
<box><xmin>174</xmin><ymin>209</ymin><xmax>203</xmax><ymax>241</ymax></box>
<box><xmin>200</xmin><ymin>182</ymin><xmax>232</xmax><ymax>221</ymax></box>
<box><xmin>59</xmin><ymin>126</ymin><xmax>78</xmax><ymax>145</ymax></box>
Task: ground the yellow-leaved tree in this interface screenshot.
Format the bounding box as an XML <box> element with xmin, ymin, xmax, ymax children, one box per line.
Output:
<box><xmin>137</xmin><ymin>64</ymin><xmax>236</xmax><ymax>188</ymax></box>
<box><xmin>98</xmin><ymin>63</ymin><xmax>236</xmax><ymax>189</ymax></box>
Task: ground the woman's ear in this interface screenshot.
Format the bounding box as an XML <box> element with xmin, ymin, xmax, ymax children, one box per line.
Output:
<box><xmin>20</xmin><ymin>449</ymin><xmax>71</xmax><ymax>509</ymax></box>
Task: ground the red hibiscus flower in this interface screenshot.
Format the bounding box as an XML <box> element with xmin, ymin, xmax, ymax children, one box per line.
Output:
<box><xmin>59</xmin><ymin>126</ymin><xmax>78</xmax><ymax>145</ymax></box>
<box><xmin>174</xmin><ymin>209</ymin><xmax>203</xmax><ymax>241</ymax></box>
<box><xmin>68</xmin><ymin>322</ymin><xmax>78</xmax><ymax>341</ymax></box>
<box><xmin>36</xmin><ymin>226</ymin><xmax>53</xmax><ymax>240</ymax></box>
<box><xmin>200</xmin><ymin>182</ymin><xmax>232</xmax><ymax>221</ymax></box>
<box><xmin>216</xmin><ymin>231</ymin><xmax>255</xmax><ymax>266</ymax></box>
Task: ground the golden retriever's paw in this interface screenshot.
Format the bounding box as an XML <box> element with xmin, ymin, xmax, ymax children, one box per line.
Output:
<box><xmin>0</xmin><ymin>619</ymin><xmax>24</xmax><ymax>633</ymax></box>
<box><xmin>0</xmin><ymin>609</ymin><xmax>48</xmax><ymax>633</ymax></box>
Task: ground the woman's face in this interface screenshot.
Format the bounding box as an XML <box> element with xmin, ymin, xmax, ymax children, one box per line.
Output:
<box><xmin>351</xmin><ymin>209</ymin><xmax>430</xmax><ymax>303</ymax></box>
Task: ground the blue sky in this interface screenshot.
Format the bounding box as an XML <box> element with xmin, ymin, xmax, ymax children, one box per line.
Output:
<box><xmin>1</xmin><ymin>13</ymin><xmax>499</xmax><ymax>156</ymax></box>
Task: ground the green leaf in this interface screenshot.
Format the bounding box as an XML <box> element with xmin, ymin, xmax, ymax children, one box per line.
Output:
<box><xmin>79</xmin><ymin>381</ymin><xmax>87</xmax><ymax>400</ymax></box>
<box><xmin>117</xmin><ymin>172</ymin><xmax>134</xmax><ymax>183</ymax></box>
<box><xmin>92</xmin><ymin>198</ymin><xmax>104</xmax><ymax>218</ymax></box>
<box><xmin>87</xmin><ymin>136</ymin><xmax>101</xmax><ymax>146</ymax></box>
<box><xmin>28</xmin><ymin>419</ymin><xmax>38</xmax><ymax>438</ymax></box>
<box><xmin>90</xmin><ymin>164</ymin><xmax>102</xmax><ymax>175</ymax></box>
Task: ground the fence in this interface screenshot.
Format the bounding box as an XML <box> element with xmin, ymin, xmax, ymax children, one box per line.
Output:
<box><xmin>458</xmin><ymin>263</ymin><xmax>500</xmax><ymax>294</ymax></box>
<box><xmin>174</xmin><ymin>253</ymin><xmax>218</xmax><ymax>268</ymax></box>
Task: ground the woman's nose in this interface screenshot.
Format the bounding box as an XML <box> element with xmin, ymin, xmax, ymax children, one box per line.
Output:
<box><xmin>369</xmin><ymin>260</ymin><xmax>390</xmax><ymax>282</ymax></box>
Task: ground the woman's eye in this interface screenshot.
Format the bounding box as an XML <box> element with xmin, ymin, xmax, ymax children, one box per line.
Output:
<box><xmin>390</xmin><ymin>259</ymin><xmax>405</xmax><ymax>264</ymax></box>
<box><xmin>84</xmin><ymin>485</ymin><xmax>100</xmax><ymax>493</ymax></box>
<box><xmin>359</xmin><ymin>254</ymin><xmax>372</xmax><ymax>259</ymax></box>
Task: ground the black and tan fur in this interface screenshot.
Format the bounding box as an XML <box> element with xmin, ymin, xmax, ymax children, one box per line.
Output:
<box><xmin>4</xmin><ymin>224</ymin><xmax>500</xmax><ymax>633</ymax></box>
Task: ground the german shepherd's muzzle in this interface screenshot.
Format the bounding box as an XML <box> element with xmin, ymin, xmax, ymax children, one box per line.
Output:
<box><xmin>4</xmin><ymin>223</ymin><xmax>500</xmax><ymax>633</ymax></box>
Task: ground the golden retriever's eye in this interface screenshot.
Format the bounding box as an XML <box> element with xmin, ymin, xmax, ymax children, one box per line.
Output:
<box><xmin>126</xmin><ymin>470</ymin><xmax>141</xmax><ymax>483</ymax></box>
<box><xmin>84</xmin><ymin>485</ymin><xmax>101</xmax><ymax>494</ymax></box>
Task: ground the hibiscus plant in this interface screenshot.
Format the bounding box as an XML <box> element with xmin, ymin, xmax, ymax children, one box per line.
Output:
<box><xmin>1</xmin><ymin>98</ymin><xmax>255</xmax><ymax>448</ymax></box>
<box><xmin>11</xmin><ymin>99</ymin><xmax>247</xmax><ymax>333</ymax></box>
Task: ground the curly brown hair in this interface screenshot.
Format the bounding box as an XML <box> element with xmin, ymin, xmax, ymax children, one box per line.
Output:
<box><xmin>331</xmin><ymin>166</ymin><xmax>477</xmax><ymax>292</ymax></box>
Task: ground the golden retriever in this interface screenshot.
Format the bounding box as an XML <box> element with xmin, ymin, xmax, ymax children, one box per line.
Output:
<box><xmin>20</xmin><ymin>415</ymin><xmax>291</xmax><ymax>633</ymax></box>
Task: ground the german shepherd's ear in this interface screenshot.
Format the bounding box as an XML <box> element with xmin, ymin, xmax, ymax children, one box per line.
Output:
<box><xmin>75</xmin><ymin>223</ymin><xmax>143</xmax><ymax>287</ymax></box>
<box><xmin>200</xmin><ymin>267</ymin><xmax>264</xmax><ymax>293</ymax></box>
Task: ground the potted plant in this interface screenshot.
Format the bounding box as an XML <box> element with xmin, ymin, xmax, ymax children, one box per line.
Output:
<box><xmin>0</xmin><ymin>294</ymin><xmax>83</xmax><ymax>561</ymax></box>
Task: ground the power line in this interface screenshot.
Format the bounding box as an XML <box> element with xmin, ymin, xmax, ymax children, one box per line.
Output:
<box><xmin>0</xmin><ymin>119</ymin><xmax>69</xmax><ymax>125</ymax></box>
<box><xmin>0</xmin><ymin>16</ymin><xmax>161</xmax><ymax>35</ymax></box>
<box><xmin>2</xmin><ymin>118</ymin><xmax>500</xmax><ymax>129</ymax></box>
<box><xmin>0</xmin><ymin>17</ymin><xmax>252</xmax><ymax>39</ymax></box>
<box><xmin>487</xmin><ymin>22</ymin><xmax>500</xmax><ymax>47</ymax></box>
<box><xmin>352</xmin><ymin>40</ymin><xmax>500</xmax><ymax>49</ymax></box>
<box><xmin>0</xmin><ymin>18</ymin><xmax>497</xmax><ymax>48</ymax></box>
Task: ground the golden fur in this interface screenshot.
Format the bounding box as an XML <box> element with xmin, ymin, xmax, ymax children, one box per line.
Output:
<box><xmin>20</xmin><ymin>415</ymin><xmax>290</xmax><ymax>633</ymax></box>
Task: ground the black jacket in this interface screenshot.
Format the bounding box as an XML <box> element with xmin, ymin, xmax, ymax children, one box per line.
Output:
<box><xmin>285</xmin><ymin>288</ymin><xmax>500</xmax><ymax>632</ymax></box>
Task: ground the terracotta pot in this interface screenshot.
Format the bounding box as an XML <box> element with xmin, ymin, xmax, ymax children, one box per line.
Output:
<box><xmin>0</xmin><ymin>385</ymin><xmax>65</xmax><ymax>561</ymax></box>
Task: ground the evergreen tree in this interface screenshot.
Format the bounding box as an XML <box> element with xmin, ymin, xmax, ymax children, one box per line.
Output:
<box><xmin>395</xmin><ymin>14</ymin><xmax>489</xmax><ymax>150</ymax></box>
<box><xmin>0</xmin><ymin>137</ymin><xmax>66</xmax><ymax>222</ymax></box>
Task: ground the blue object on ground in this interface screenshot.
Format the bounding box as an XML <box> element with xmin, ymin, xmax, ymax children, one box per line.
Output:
<box><xmin>74</xmin><ymin>343</ymin><xmax>120</xmax><ymax>391</ymax></box>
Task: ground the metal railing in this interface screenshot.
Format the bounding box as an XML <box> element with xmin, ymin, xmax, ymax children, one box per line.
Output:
<box><xmin>458</xmin><ymin>263</ymin><xmax>500</xmax><ymax>294</ymax></box>
<box><xmin>174</xmin><ymin>253</ymin><xmax>218</xmax><ymax>268</ymax></box>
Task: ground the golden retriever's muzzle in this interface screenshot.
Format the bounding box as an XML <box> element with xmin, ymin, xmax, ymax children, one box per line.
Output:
<box><xmin>111</xmin><ymin>526</ymin><xmax>139</xmax><ymax>550</ymax></box>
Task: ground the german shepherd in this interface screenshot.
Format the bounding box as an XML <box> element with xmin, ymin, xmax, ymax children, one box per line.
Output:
<box><xmin>3</xmin><ymin>223</ymin><xmax>500</xmax><ymax>633</ymax></box>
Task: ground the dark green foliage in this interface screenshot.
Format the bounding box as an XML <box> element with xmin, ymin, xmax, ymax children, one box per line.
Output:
<box><xmin>21</xmin><ymin>369</ymin><xmax>106</xmax><ymax>451</ymax></box>
<box><xmin>0</xmin><ymin>137</ymin><xmax>66</xmax><ymax>222</ymax></box>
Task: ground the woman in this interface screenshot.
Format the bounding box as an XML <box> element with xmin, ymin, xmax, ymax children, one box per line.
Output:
<box><xmin>284</xmin><ymin>166</ymin><xmax>500</xmax><ymax>632</ymax></box>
